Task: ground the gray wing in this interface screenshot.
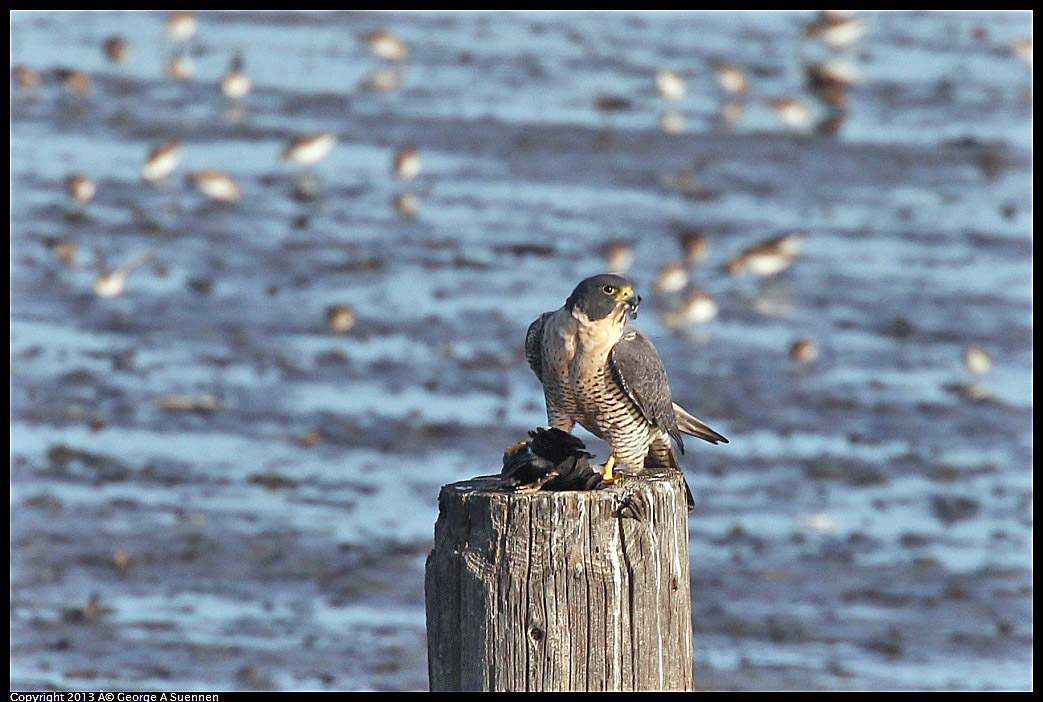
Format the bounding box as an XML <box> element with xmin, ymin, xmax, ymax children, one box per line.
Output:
<box><xmin>525</xmin><ymin>312</ymin><xmax>552</xmax><ymax>382</ymax></box>
<box><xmin>609</xmin><ymin>327</ymin><xmax>684</xmax><ymax>452</ymax></box>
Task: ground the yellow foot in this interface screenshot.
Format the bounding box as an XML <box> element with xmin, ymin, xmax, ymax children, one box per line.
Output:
<box><xmin>504</xmin><ymin>441</ymin><xmax>530</xmax><ymax>457</ymax></box>
<box><xmin>600</xmin><ymin>455</ymin><xmax>622</xmax><ymax>484</ymax></box>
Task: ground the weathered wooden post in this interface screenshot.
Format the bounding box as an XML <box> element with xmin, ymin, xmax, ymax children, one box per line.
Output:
<box><xmin>425</xmin><ymin>472</ymin><xmax>694</xmax><ymax>692</ymax></box>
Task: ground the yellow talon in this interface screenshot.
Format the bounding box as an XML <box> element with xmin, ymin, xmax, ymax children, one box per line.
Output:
<box><xmin>601</xmin><ymin>455</ymin><xmax>621</xmax><ymax>484</ymax></box>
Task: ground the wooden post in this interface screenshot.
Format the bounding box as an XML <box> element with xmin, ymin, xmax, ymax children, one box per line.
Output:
<box><xmin>425</xmin><ymin>472</ymin><xmax>694</xmax><ymax>692</ymax></box>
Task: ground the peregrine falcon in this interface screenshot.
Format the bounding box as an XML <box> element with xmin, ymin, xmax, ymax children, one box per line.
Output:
<box><xmin>524</xmin><ymin>273</ymin><xmax>727</xmax><ymax>505</ymax></box>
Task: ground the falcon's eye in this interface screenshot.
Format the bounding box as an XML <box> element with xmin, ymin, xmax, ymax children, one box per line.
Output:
<box><xmin>601</xmin><ymin>285</ymin><xmax>617</xmax><ymax>295</ymax></box>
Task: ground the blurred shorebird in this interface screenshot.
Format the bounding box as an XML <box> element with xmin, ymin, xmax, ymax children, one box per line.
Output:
<box><xmin>789</xmin><ymin>339</ymin><xmax>819</xmax><ymax>364</ymax></box>
<box><xmin>710</xmin><ymin>60</ymin><xmax>747</xmax><ymax>97</ymax></box>
<box><xmin>806</xmin><ymin>58</ymin><xmax>860</xmax><ymax>88</ymax></box>
<box><xmin>104</xmin><ymin>35</ymin><xmax>129</xmax><ymax>64</ymax></box>
<box><xmin>188</xmin><ymin>171</ymin><xmax>240</xmax><ymax>203</ymax></box>
<box><xmin>803</xmin><ymin>11</ymin><xmax>866</xmax><ymax>50</ymax></box>
<box><xmin>364</xmin><ymin>29</ymin><xmax>409</xmax><ymax>62</ymax></box>
<box><xmin>221</xmin><ymin>52</ymin><xmax>251</xmax><ymax>100</ymax></box>
<box><xmin>805</xmin><ymin>59</ymin><xmax>859</xmax><ymax>110</ymax></box>
<box><xmin>166</xmin><ymin>11</ymin><xmax>198</xmax><ymax>43</ymax></box>
<box><xmin>93</xmin><ymin>250</ymin><xmax>155</xmax><ymax>299</ymax></box>
<box><xmin>725</xmin><ymin>232</ymin><xmax>804</xmax><ymax>278</ymax></box>
<box><xmin>662</xmin><ymin>288</ymin><xmax>719</xmax><ymax>328</ymax></box>
<box><xmin>326</xmin><ymin>305</ymin><xmax>357</xmax><ymax>334</ymax></box>
<box><xmin>65</xmin><ymin>174</ymin><xmax>96</xmax><ymax>205</ymax></box>
<box><xmin>62</xmin><ymin>593</ymin><xmax>108</xmax><ymax>624</ymax></box>
<box><xmin>678</xmin><ymin>230</ymin><xmax>710</xmax><ymax>265</ymax></box>
<box><xmin>658</xmin><ymin>110</ymin><xmax>685</xmax><ymax>134</ymax></box>
<box><xmin>767</xmin><ymin>97</ymin><xmax>813</xmax><ymax>130</ymax></box>
<box><xmin>166</xmin><ymin>54</ymin><xmax>195</xmax><ymax>82</ymax></box>
<box><xmin>282</xmin><ymin>133</ymin><xmax>337</xmax><ymax>167</ymax></box>
<box><xmin>56</xmin><ymin>68</ymin><xmax>91</xmax><ymax>96</ymax></box>
<box><xmin>595</xmin><ymin>92</ymin><xmax>632</xmax><ymax>112</ymax></box>
<box><xmin>362</xmin><ymin>67</ymin><xmax>402</xmax><ymax>92</ymax></box>
<box><xmin>393</xmin><ymin>191</ymin><xmax>421</xmax><ymax>218</ymax></box>
<box><xmin>679</xmin><ymin>288</ymin><xmax>719</xmax><ymax>324</ymax></box>
<box><xmin>964</xmin><ymin>346</ymin><xmax>992</xmax><ymax>376</ymax></box>
<box><xmin>1010</xmin><ymin>38</ymin><xmax>1032</xmax><ymax>68</ymax></box>
<box><xmin>654</xmin><ymin>261</ymin><xmax>689</xmax><ymax>294</ymax></box>
<box><xmin>12</xmin><ymin>65</ymin><xmax>41</xmax><ymax>90</ymax></box>
<box><xmin>48</xmin><ymin>238</ymin><xmax>77</xmax><ymax>267</ymax></box>
<box><xmin>142</xmin><ymin>142</ymin><xmax>181</xmax><ymax>183</ymax></box>
<box><xmin>393</xmin><ymin>146</ymin><xmax>422</xmax><ymax>180</ymax></box>
<box><xmin>601</xmin><ymin>240</ymin><xmax>634</xmax><ymax>273</ymax></box>
<box><xmin>654</xmin><ymin>68</ymin><xmax>686</xmax><ymax>100</ymax></box>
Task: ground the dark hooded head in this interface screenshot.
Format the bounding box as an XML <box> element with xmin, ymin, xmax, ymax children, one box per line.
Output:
<box><xmin>565</xmin><ymin>273</ymin><xmax>641</xmax><ymax>322</ymax></box>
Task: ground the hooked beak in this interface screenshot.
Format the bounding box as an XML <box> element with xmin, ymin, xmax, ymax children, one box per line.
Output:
<box><xmin>615</xmin><ymin>287</ymin><xmax>641</xmax><ymax>319</ymax></box>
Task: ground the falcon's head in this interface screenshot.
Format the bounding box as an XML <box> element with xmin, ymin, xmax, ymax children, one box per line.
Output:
<box><xmin>565</xmin><ymin>274</ymin><xmax>641</xmax><ymax>322</ymax></box>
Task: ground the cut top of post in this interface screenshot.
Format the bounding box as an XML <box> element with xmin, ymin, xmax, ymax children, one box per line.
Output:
<box><xmin>426</xmin><ymin>472</ymin><xmax>695</xmax><ymax>692</ymax></box>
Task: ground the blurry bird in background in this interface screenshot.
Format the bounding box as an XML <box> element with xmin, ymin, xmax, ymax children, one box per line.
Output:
<box><xmin>725</xmin><ymin>233</ymin><xmax>804</xmax><ymax>278</ymax></box>
<box><xmin>710</xmin><ymin>60</ymin><xmax>748</xmax><ymax>98</ymax></box>
<box><xmin>709</xmin><ymin>60</ymin><xmax>747</xmax><ymax>129</ymax></box>
<box><xmin>65</xmin><ymin>174</ymin><xmax>96</xmax><ymax>207</ymax></box>
<box><xmin>393</xmin><ymin>146</ymin><xmax>422</xmax><ymax>180</ymax></box>
<box><xmin>601</xmin><ymin>240</ymin><xmax>634</xmax><ymax>274</ymax></box>
<box><xmin>282</xmin><ymin>133</ymin><xmax>338</xmax><ymax>202</ymax></box>
<box><xmin>678</xmin><ymin>230</ymin><xmax>710</xmax><ymax>266</ymax></box>
<box><xmin>804</xmin><ymin>59</ymin><xmax>860</xmax><ymax>111</ymax></box>
<box><xmin>964</xmin><ymin>346</ymin><xmax>992</xmax><ymax>376</ymax></box>
<box><xmin>165</xmin><ymin>11</ymin><xmax>197</xmax><ymax>84</ymax></box>
<box><xmin>141</xmin><ymin>142</ymin><xmax>182</xmax><ymax>184</ymax></box>
<box><xmin>655</xmin><ymin>68</ymin><xmax>687</xmax><ymax>101</ymax></box>
<box><xmin>166</xmin><ymin>11</ymin><xmax>198</xmax><ymax>43</ymax></box>
<box><xmin>393</xmin><ymin>191</ymin><xmax>421</xmax><ymax>218</ymax></box>
<box><xmin>166</xmin><ymin>54</ymin><xmax>195</xmax><ymax>82</ymax></box>
<box><xmin>595</xmin><ymin>92</ymin><xmax>632</xmax><ymax>113</ymax></box>
<box><xmin>326</xmin><ymin>305</ymin><xmax>357</xmax><ymax>334</ymax></box>
<box><xmin>659</xmin><ymin>110</ymin><xmax>686</xmax><ymax>134</ymax></box>
<box><xmin>1010</xmin><ymin>38</ymin><xmax>1032</xmax><ymax>68</ymax></box>
<box><xmin>221</xmin><ymin>51</ymin><xmax>251</xmax><ymax>100</ymax></box>
<box><xmin>767</xmin><ymin>97</ymin><xmax>814</xmax><ymax>131</ymax></box>
<box><xmin>789</xmin><ymin>339</ymin><xmax>819</xmax><ymax>364</ymax></box>
<box><xmin>654</xmin><ymin>261</ymin><xmax>690</xmax><ymax>294</ymax></box>
<box><xmin>188</xmin><ymin>171</ymin><xmax>240</xmax><ymax>204</ymax></box>
<box><xmin>362</xmin><ymin>67</ymin><xmax>403</xmax><ymax>92</ymax></box>
<box><xmin>364</xmin><ymin>29</ymin><xmax>409</xmax><ymax>62</ymax></box>
<box><xmin>104</xmin><ymin>35</ymin><xmax>129</xmax><ymax>65</ymax></box>
<box><xmin>56</xmin><ymin>68</ymin><xmax>91</xmax><ymax>96</ymax></box>
<box><xmin>12</xmin><ymin>64</ymin><xmax>41</xmax><ymax>91</ymax></box>
<box><xmin>660</xmin><ymin>288</ymin><xmax>720</xmax><ymax>330</ymax></box>
<box><xmin>283</xmin><ymin>133</ymin><xmax>338</xmax><ymax>167</ymax></box>
<box><xmin>951</xmin><ymin>346</ymin><xmax>994</xmax><ymax>401</ymax></box>
<box><xmin>48</xmin><ymin>237</ymin><xmax>77</xmax><ymax>267</ymax></box>
<box><xmin>93</xmin><ymin>250</ymin><xmax>155</xmax><ymax>299</ymax></box>
<box><xmin>803</xmin><ymin>10</ymin><xmax>867</xmax><ymax>50</ymax></box>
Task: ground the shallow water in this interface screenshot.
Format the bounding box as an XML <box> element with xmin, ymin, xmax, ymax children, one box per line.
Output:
<box><xmin>10</xmin><ymin>10</ymin><xmax>1032</xmax><ymax>691</ymax></box>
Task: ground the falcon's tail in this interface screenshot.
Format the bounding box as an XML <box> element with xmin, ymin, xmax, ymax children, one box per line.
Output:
<box><xmin>672</xmin><ymin>402</ymin><xmax>729</xmax><ymax>445</ymax></box>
